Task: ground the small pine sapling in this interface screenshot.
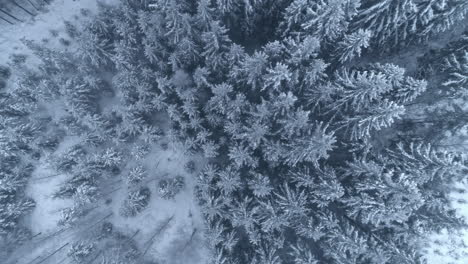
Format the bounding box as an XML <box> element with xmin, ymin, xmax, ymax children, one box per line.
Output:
<box><xmin>131</xmin><ymin>144</ymin><xmax>151</xmax><ymax>161</ymax></box>
<box><xmin>120</xmin><ymin>187</ymin><xmax>151</xmax><ymax>217</ymax></box>
<box><xmin>248</xmin><ymin>173</ymin><xmax>273</xmax><ymax>198</ymax></box>
<box><xmin>64</xmin><ymin>20</ymin><xmax>80</xmax><ymax>39</ymax></box>
<box><xmin>0</xmin><ymin>65</ymin><xmax>11</xmax><ymax>79</ymax></box>
<box><xmin>126</xmin><ymin>165</ymin><xmax>147</xmax><ymax>185</ymax></box>
<box><xmin>157</xmin><ymin>176</ymin><xmax>185</xmax><ymax>200</ymax></box>
<box><xmin>336</xmin><ymin>29</ymin><xmax>371</xmax><ymax>63</ymax></box>
<box><xmin>68</xmin><ymin>241</ymin><xmax>95</xmax><ymax>262</ymax></box>
<box><xmin>58</xmin><ymin>205</ymin><xmax>89</xmax><ymax>227</ymax></box>
<box><xmin>54</xmin><ymin>145</ymin><xmax>87</xmax><ymax>172</ymax></box>
<box><xmin>184</xmin><ymin>160</ymin><xmax>196</xmax><ymax>174</ymax></box>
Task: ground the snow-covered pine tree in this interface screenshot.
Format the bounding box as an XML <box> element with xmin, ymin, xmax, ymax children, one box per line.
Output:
<box><xmin>202</xmin><ymin>21</ymin><xmax>232</xmax><ymax>71</ymax></box>
<box><xmin>126</xmin><ymin>165</ymin><xmax>147</xmax><ymax>185</ymax></box>
<box><xmin>352</xmin><ymin>0</ymin><xmax>468</xmax><ymax>49</ymax></box>
<box><xmin>274</xmin><ymin>183</ymin><xmax>309</xmax><ymax>223</ymax></box>
<box><xmin>264</xmin><ymin>63</ymin><xmax>293</xmax><ymax>91</ymax></box>
<box><xmin>248</xmin><ymin>173</ymin><xmax>273</xmax><ymax>198</ymax></box>
<box><xmin>288</xmin><ymin>240</ymin><xmax>319</xmax><ymax>264</ymax></box>
<box><xmin>340</xmin><ymin>99</ymin><xmax>405</xmax><ymax>140</ymax></box>
<box><xmin>0</xmin><ymin>198</ymin><xmax>35</xmax><ymax>234</ymax></box>
<box><xmin>332</xmin><ymin>68</ymin><xmax>393</xmax><ymax>111</ymax></box>
<box><xmin>418</xmin><ymin>0</ymin><xmax>468</xmax><ymax>39</ymax></box>
<box><xmin>232</xmin><ymin>51</ymin><xmax>268</xmax><ymax>90</ymax></box>
<box><xmin>283</xmin><ymin>122</ymin><xmax>336</xmax><ymax>166</ymax></box>
<box><xmin>120</xmin><ymin>187</ymin><xmax>151</xmax><ymax>217</ymax></box>
<box><xmin>280</xmin><ymin>0</ymin><xmax>360</xmax><ymax>42</ymax></box>
<box><xmin>290</xmin><ymin>166</ymin><xmax>344</xmax><ymax>207</ymax></box>
<box><xmin>216</xmin><ymin>166</ymin><xmax>242</xmax><ymax>195</ymax></box>
<box><xmin>77</xmin><ymin>25</ymin><xmax>113</xmax><ymax>68</ymax></box>
<box><xmin>157</xmin><ymin>176</ymin><xmax>185</xmax><ymax>199</ymax></box>
<box><xmin>335</xmin><ymin>29</ymin><xmax>371</xmax><ymax>63</ymax></box>
<box><xmin>68</xmin><ymin>241</ymin><xmax>95</xmax><ymax>262</ymax></box>
<box><xmin>351</xmin><ymin>0</ymin><xmax>417</xmax><ymax>48</ymax></box>
<box><xmin>228</xmin><ymin>142</ymin><xmax>258</xmax><ymax>168</ymax></box>
<box><xmin>443</xmin><ymin>51</ymin><xmax>468</xmax><ymax>97</ymax></box>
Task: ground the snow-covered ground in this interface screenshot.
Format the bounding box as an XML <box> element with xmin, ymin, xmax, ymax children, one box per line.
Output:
<box><xmin>24</xmin><ymin>136</ymin><xmax>80</xmax><ymax>234</ymax></box>
<box><xmin>0</xmin><ymin>0</ymin><xmax>116</xmax><ymax>63</ymax></box>
<box><xmin>424</xmin><ymin>180</ymin><xmax>468</xmax><ymax>263</ymax></box>
<box><xmin>109</xmin><ymin>143</ymin><xmax>209</xmax><ymax>264</ymax></box>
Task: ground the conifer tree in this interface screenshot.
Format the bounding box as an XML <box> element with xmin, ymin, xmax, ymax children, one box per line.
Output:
<box><xmin>120</xmin><ymin>187</ymin><xmax>151</xmax><ymax>217</ymax></box>
<box><xmin>283</xmin><ymin>122</ymin><xmax>336</xmax><ymax>166</ymax></box>
<box><xmin>202</xmin><ymin>21</ymin><xmax>232</xmax><ymax>71</ymax></box>
<box><xmin>341</xmin><ymin>99</ymin><xmax>405</xmax><ymax>140</ymax></box>
<box><xmin>443</xmin><ymin>51</ymin><xmax>468</xmax><ymax>97</ymax></box>
<box><xmin>281</xmin><ymin>0</ymin><xmax>360</xmax><ymax>41</ymax></box>
<box><xmin>336</xmin><ymin>29</ymin><xmax>371</xmax><ymax>63</ymax></box>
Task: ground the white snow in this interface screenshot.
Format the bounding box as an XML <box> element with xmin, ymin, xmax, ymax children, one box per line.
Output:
<box><xmin>424</xmin><ymin>180</ymin><xmax>468</xmax><ymax>263</ymax></box>
<box><xmin>109</xmin><ymin>141</ymin><xmax>210</xmax><ymax>264</ymax></box>
<box><xmin>0</xmin><ymin>0</ymin><xmax>116</xmax><ymax>63</ymax></box>
<box><xmin>24</xmin><ymin>135</ymin><xmax>82</xmax><ymax>234</ymax></box>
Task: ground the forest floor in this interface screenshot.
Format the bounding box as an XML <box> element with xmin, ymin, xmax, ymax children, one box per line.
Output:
<box><xmin>2</xmin><ymin>1</ymin><xmax>210</xmax><ymax>264</ymax></box>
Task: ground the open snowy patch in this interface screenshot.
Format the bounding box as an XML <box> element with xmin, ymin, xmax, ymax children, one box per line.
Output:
<box><xmin>0</xmin><ymin>0</ymin><xmax>118</xmax><ymax>63</ymax></box>
<box><xmin>109</xmin><ymin>142</ymin><xmax>210</xmax><ymax>264</ymax></box>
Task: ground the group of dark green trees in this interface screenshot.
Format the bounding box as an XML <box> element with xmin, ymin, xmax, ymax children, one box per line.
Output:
<box><xmin>3</xmin><ymin>0</ymin><xmax>468</xmax><ymax>263</ymax></box>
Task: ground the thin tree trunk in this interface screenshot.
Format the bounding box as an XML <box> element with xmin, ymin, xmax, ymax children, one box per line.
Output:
<box><xmin>25</xmin><ymin>0</ymin><xmax>39</xmax><ymax>11</ymax></box>
<box><xmin>11</xmin><ymin>1</ymin><xmax>35</xmax><ymax>16</ymax></box>
<box><xmin>0</xmin><ymin>15</ymin><xmax>13</xmax><ymax>24</ymax></box>
<box><xmin>81</xmin><ymin>212</ymin><xmax>113</xmax><ymax>233</ymax></box>
<box><xmin>181</xmin><ymin>228</ymin><xmax>197</xmax><ymax>252</ymax></box>
<box><xmin>100</xmin><ymin>186</ymin><xmax>122</xmax><ymax>197</ymax></box>
<box><xmin>0</xmin><ymin>9</ymin><xmax>22</xmax><ymax>22</ymax></box>
<box><xmin>142</xmin><ymin>215</ymin><xmax>174</xmax><ymax>257</ymax></box>
<box><xmin>89</xmin><ymin>229</ymin><xmax>140</xmax><ymax>264</ymax></box>
<box><xmin>35</xmin><ymin>242</ymin><xmax>70</xmax><ymax>264</ymax></box>
<box><xmin>31</xmin><ymin>232</ymin><xmax>42</xmax><ymax>238</ymax></box>
<box><xmin>24</xmin><ymin>254</ymin><xmax>42</xmax><ymax>264</ymax></box>
<box><xmin>35</xmin><ymin>226</ymin><xmax>70</xmax><ymax>243</ymax></box>
<box><xmin>31</xmin><ymin>173</ymin><xmax>61</xmax><ymax>181</ymax></box>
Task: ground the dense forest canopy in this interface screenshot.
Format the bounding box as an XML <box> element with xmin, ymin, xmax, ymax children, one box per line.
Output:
<box><xmin>2</xmin><ymin>0</ymin><xmax>468</xmax><ymax>263</ymax></box>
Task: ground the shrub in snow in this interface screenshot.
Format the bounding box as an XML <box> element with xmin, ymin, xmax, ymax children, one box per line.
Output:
<box><xmin>101</xmin><ymin>221</ymin><xmax>113</xmax><ymax>236</ymax></box>
<box><xmin>0</xmin><ymin>198</ymin><xmax>35</xmax><ymax>234</ymax></box>
<box><xmin>131</xmin><ymin>144</ymin><xmax>150</xmax><ymax>161</ymax></box>
<box><xmin>64</xmin><ymin>21</ymin><xmax>79</xmax><ymax>39</ymax></box>
<box><xmin>126</xmin><ymin>165</ymin><xmax>147</xmax><ymax>185</ymax></box>
<box><xmin>0</xmin><ymin>65</ymin><xmax>11</xmax><ymax>79</ymax></box>
<box><xmin>0</xmin><ymin>66</ymin><xmax>10</xmax><ymax>90</ymax></box>
<box><xmin>59</xmin><ymin>38</ymin><xmax>71</xmax><ymax>46</ymax></box>
<box><xmin>58</xmin><ymin>205</ymin><xmax>88</xmax><ymax>227</ymax></box>
<box><xmin>93</xmin><ymin>148</ymin><xmax>123</xmax><ymax>171</ymax></box>
<box><xmin>157</xmin><ymin>176</ymin><xmax>185</xmax><ymax>200</ymax></box>
<box><xmin>54</xmin><ymin>145</ymin><xmax>87</xmax><ymax>172</ymax></box>
<box><xmin>68</xmin><ymin>241</ymin><xmax>95</xmax><ymax>262</ymax></box>
<box><xmin>184</xmin><ymin>160</ymin><xmax>196</xmax><ymax>174</ymax></box>
<box><xmin>120</xmin><ymin>187</ymin><xmax>151</xmax><ymax>217</ymax></box>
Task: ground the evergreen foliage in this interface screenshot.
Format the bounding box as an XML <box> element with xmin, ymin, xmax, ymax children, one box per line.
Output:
<box><xmin>120</xmin><ymin>187</ymin><xmax>151</xmax><ymax>217</ymax></box>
